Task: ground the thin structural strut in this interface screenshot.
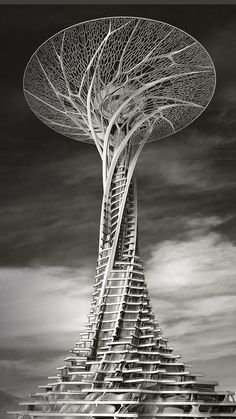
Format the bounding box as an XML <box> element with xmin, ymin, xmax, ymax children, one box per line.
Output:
<box><xmin>10</xmin><ymin>16</ymin><xmax>236</xmax><ymax>419</ymax></box>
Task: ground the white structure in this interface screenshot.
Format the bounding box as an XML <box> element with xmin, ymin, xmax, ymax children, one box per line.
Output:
<box><xmin>10</xmin><ymin>17</ymin><xmax>236</xmax><ymax>418</ymax></box>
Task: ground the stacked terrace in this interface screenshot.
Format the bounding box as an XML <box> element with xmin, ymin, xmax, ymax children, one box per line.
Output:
<box><xmin>9</xmin><ymin>16</ymin><xmax>236</xmax><ymax>419</ymax></box>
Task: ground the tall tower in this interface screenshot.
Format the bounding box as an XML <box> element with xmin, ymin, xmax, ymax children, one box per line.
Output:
<box><xmin>10</xmin><ymin>17</ymin><xmax>236</xmax><ymax>418</ymax></box>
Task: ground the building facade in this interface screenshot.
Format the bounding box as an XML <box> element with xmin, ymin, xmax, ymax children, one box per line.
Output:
<box><xmin>10</xmin><ymin>17</ymin><xmax>236</xmax><ymax>418</ymax></box>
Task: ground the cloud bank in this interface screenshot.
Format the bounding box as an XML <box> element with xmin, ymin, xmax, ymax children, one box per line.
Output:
<box><xmin>0</xmin><ymin>215</ymin><xmax>235</xmax><ymax>396</ymax></box>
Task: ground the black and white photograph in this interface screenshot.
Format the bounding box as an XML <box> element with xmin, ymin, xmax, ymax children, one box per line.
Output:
<box><xmin>0</xmin><ymin>1</ymin><xmax>236</xmax><ymax>418</ymax></box>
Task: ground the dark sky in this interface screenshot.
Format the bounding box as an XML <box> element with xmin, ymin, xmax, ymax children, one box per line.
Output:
<box><xmin>0</xmin><ymin>4</ymin><xmax>236</xmax><ymax>398</ymax></box>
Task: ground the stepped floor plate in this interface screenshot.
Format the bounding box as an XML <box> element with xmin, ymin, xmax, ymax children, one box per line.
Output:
<box><xmin>10</xmin><ymin>16</ymin><xmax>236</xmax><ymax>419</ymax></box>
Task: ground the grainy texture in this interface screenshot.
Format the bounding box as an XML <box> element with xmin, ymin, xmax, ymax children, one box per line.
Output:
<box><xmin>10</xmin><ymin>16</ymin><xmax>236</xmax><ymax>419</ymax></box>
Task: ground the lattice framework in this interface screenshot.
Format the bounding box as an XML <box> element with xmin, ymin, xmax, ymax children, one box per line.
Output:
<box><xmin>9</xmin><ymin>16</ymin><xmax>236</xmax><ymax>419</ymax></box>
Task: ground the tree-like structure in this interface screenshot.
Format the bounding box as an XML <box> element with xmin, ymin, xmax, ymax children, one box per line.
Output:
<box><xmin>10</xmin><ymin>17</ymin><xmax>236</xmax><ymax>419</ymax></box>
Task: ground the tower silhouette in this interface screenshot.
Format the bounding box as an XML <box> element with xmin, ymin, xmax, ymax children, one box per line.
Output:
<box><xmin>10</xmin><ymin>17</ymin><xmax>236</xmax><ymax>419</ymax></box>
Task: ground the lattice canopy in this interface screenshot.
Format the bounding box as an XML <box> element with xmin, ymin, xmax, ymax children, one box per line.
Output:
<box><xmin>23</xmin><ymin>17</ymin><xmax>216</xmax><ymax>147</ymax></box>
<box><xmin>10</xmin><ymin>16</ymin><xmax>236</xmax><ymax>419</ymax></box>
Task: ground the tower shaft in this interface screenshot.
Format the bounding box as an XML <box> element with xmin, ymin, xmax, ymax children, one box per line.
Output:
<box><xmin>11</xmin><ymin>15</ymin><xmax>236</xmax><ymax>419</ymax></box>
<box><xmin>10</xmin><ymin>131</ymin><xmax>236</xmax><ymax>419</ymax></box>
<box><xmin>90</xmin><ymin>141</ymin><xmax>142</xmax><ymax>354</ymax></box>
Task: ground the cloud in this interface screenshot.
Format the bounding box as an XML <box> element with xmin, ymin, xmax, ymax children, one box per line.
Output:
<box><xmin>0</xmin><ymin>357</ymin><xmax>64</xmax><ymax>397</ymax></box>
<box><xmin>140</xmin><ymin>130</ymin><xmax>236</xmax><ymax>192</ymax></box>
<box><xmin>1</xmin><ymin>215</ymin><xmax>236</xmax><ymax>397</ymax></box>
<box><xmin>145</xmin><ymin>219</ymin><xmax>236</xmax><ymax>363</ymax></box>
<box><xmin>0</xmin><ymin>137</ymin><xmax>102</xmax><ymax>268</ymax></box>
<box><xmin>0</xmin><ymin>265</ymin><xmax>95</xmax><ymax>396</ymax></box>
<box><xmin>136</xmin><ymin>129</ymin><xmax>236</xmax><ymax>262</ymax></box>
<box><xmin>0</xmin><ymin>3</ymin><xmax>236</xmax><ymax>401</ymax></box>
<box><xmin>0</xmin><ymin>266</ymin><xmax>92</xmax><ymax>340</ymax></box>
<box><xmin>143</xmin><ymin>216</ymin><xmax>236</xmax><ymax>392</ymax></box>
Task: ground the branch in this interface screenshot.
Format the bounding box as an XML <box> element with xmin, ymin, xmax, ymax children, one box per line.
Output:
<box><xmin>102</xmin><ymin>69</ymin><xmax>207</xmax><ymax>172</ymax></box>
<box><xmin>77</xmin><ymin>20</ymin><xmax>133</xmax><ymax>100</ymax></box>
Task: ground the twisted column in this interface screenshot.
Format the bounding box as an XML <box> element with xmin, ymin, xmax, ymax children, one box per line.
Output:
<box><xmin>9</xmin><ymin>15</ymin><xmax>236</xmax><ymax>419</ymax></box>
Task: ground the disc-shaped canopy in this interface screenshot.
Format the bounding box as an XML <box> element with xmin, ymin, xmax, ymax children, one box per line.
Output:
<box><xmin>24</xmin><ymin>17</ymin><xmax>216</xmax><ymax>145</ymax></box>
